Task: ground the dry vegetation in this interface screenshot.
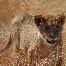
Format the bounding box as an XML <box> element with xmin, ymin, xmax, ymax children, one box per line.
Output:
<box><xmin>0</xmin><ymin>0</ymin><xmax>66</xmax><ymax>66</ymax></box>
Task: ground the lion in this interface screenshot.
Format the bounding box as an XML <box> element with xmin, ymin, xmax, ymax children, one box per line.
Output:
<box><xmin>6</xmin><ymin>13</ymin><xmax>65</xmax><ymax>66</ymax></box>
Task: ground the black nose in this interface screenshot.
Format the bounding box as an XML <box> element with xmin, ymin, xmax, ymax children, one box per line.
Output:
<box><xmin>46</xmin><ymin>33</ymin><xmax>56</xmax><ymax>44</ymax></box>
<box><xmin>46</xmin><ymin>38</ymin><xmax>55</xmax><ymax>44</ymax></box>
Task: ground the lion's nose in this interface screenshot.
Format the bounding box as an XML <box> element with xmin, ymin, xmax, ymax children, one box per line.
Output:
<box><xmin>46</xmin><ymin>36</ymin><xmax>57</xmax><ymax>44</ymax></box>
<box><xmin>46</xmin><ymin>38</ymin><xmax>55</xmax><ymax>44</ymax></box>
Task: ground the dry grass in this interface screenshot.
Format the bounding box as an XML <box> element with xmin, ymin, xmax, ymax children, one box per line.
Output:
<box><xmin>0</xmin><ymin>0</ymin><xmax>66</xmax><ymax>66</ymax></box>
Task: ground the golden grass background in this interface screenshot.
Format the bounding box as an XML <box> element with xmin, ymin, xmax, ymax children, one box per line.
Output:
<box><xmin>0</xmin><ymin>0</ymin><xmax>66</xmax><ymax>66</ymax></box>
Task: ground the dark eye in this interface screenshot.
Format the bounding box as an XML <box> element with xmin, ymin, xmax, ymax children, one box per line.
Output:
<box><xmin>56</xmin><ymin>25</ymin><xmax>58</xmax><ymax>28</ymax></box>
<box><xmin>55</xmin><ymin>24</ymin><xmax>59</xmax><ymax>30</ymax></box>
<box><xmin>45</xmin><ymin>26</ymin><xmax>49</xmax><ymax>30</ymax></box>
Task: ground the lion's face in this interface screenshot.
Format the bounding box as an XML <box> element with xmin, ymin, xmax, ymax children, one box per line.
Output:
<box><xmin>34</xmin><ymin>14</ymin><xmax>65</xmax><ymax>45</ymax></box>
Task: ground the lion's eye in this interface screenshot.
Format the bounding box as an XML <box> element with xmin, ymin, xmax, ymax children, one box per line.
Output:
<box><xmin>45</xmin><ymin>26</ymin><xmax>49</xmax><ymax>30</ymax></box>
<box><xmin>54</xmin><ymin>24</ymin><xmax>59</xmax><ymax>30</ymax></box>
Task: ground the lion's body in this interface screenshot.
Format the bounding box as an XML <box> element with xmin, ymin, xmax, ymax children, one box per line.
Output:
<box><xmin>10</xmin><ymin>14</ymin><xmax>64</xmax><ymax>66</ymax></box>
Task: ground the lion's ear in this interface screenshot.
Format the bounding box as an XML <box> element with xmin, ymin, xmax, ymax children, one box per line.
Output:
<box><xmin>34</xmin><ymin>15</ymin><xmax>47</xmax><ymax>27</ymax></box>
<box><xmin>34</xmin><ymin>15</ymin><xmax>42</xmax><ymax>26</ymax></box>
<box><xmin>57</xmin><ymin>13</ymin><xmax>65</xmax><ymax>26</ymax></box>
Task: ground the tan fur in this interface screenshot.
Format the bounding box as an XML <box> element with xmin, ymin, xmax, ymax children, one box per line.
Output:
<box><xmin>10</xmin><ymin>14</ymin><xmax>64</xmax><ymax>66</ymax></box>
